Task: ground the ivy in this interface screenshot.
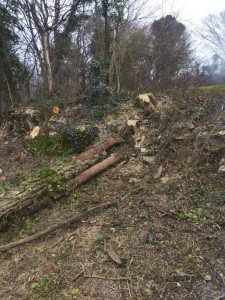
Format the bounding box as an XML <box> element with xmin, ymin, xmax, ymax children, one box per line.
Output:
<box><xmin>23</xmin><ymin>133</ymin><xmax>72</xmax><ymax>157</ymax></box>
<box><xmin>37</xmin><ymin>167</ymin><xmax>68</xmax><ymax>197</ymax></box>
<box><xmin>86</xmin><ymin>60</ymin><xmax>111</xmax><ymax>108</ymax></box>
<box><xmin>64</xmin><ymin>124</ymin><xmax>99</xmax><ymax>154</ymax></box>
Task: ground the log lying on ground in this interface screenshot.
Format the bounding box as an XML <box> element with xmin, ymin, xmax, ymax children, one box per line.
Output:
<box><xmin>77</xmin><ymin>134</ymin><xmax>123</xmax><ymax>161</ymax></box>
<box><xmin>0</xmin><ymin>134</ymin><xmax>123</xmax><ymax>220</ymax></box>
<box><xmin>27</xmin><ymin>154</ymin><xmax>122</xmax><ymax>215</ymax></box>
<box><xmin>68</xmin><ymin>154</ymin><xmax>122</xmax><ymax>189</ymax></box>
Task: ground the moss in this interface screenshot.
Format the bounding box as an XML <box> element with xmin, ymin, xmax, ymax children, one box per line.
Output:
<box><xmin>7</xmin><ymin>107</ymin><xmax>40</xmax><ymax>133</ymax></box>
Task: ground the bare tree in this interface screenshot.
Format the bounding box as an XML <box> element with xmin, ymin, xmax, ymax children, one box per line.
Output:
<box><xmin>108</xmin><ymin>0</ymin><xmax>158</xmax><ymax>93</ymax></box>
<box><xmin>201</xmin><ymin>11</ymin><xmax>225</xmax><ymax>62</ymax></box>
<box><xmin>18</xmin><ymin>0</ymin><xmax>84</xmax><ymax>95</ymax></box>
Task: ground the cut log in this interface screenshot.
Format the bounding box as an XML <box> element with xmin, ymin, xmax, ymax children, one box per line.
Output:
<box><xmin>137</xmin><ymin>93</ymin><xmax>157</xmax><ymax>111</ymax></box>
<box><xmin>77</xmin><ymin>134</ymin><xmax>123</xmax><ymax>162</ymax></box>
<box><xmin>68</xmin><ymin>154</ymin><xmax>122</xmax><ymax>189</ymax></box>
<box><xmin>27</xmin><ymin>154</ymin><xmax>122</xmax><ymax>215</ymax></box>
<box><xmin>0</xmin><ymin>135</ymin><xmax>123</xmax><ymax>221</ymax></box>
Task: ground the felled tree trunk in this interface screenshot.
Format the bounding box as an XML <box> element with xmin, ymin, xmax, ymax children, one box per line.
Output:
<box><xmin>69</xmin><ymin>154</ymin><xmax>122</xmax><ymax>189</ymax></box>
<box><xmin>77</xmin><ymin>134</ymin><xmax>123</xmax><ymax>161</ymax></box>
<box><xmin>27</xmin><ymin>154</ymin><xmax>122</xmax><ymax>215</ymax></box>
<box><xmin>0</xmin><ymin>134</ymin><xmax>123</xmax><ymax>220</ymax></box>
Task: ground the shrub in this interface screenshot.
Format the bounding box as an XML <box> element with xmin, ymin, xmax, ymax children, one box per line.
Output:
<box><xmin>64</xmin><ymin>124</ymin><xmax>99</xmax><ymax>154</ymax></box>
<box><xmin>23</xmin><ymin>133</ymin><xmax>72</xmax><ymax>157</ymax></box>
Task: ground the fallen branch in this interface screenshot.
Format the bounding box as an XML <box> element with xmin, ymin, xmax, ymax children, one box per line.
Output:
<box><xmin>0</xmin><ymin>134</ymin><xmax>123</xmax><ymax>220</ymax></box>
<box><xmin>158</xmin><ymin>130</ymin><xmax>187</xmax><ymax>149</ymax></box>
<box><xmin>0</xmin><ymin>201</ymin><xmax>114</xmax><ymax>253</ymax></box>
<box><xmin>0</xmin><ymin>124</ymin><xmax>7</xmax><ymax>136</ymax></box>
<box><xmin>0</xmin><ymin>187</ymin><xmax>143</xmax><ymax>252</ymax></box>
<box><xmin>71</xmin><ymin>271</ymin><xmax>85</xmax><ymax>282</ymax></box>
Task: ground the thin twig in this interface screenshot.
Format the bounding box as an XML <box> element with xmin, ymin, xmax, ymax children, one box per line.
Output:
<box><xmin>215</xmin><ymin>246</ymin><xmax>224</xmax><ymax>259</ymax></box>
<box><xmin>72</xmin><ymin>271</ymin><xmax>85</xmax><ymax>282</ymax></box>
<box><xmin>127</xmin><ymin>257</ymin><xmax>134</xmax><ymax>298</ymax></box>
<box><xmin>84</xmin><ymin>275</ymin><xmax>130</xmax><ymax>281</ymax></box>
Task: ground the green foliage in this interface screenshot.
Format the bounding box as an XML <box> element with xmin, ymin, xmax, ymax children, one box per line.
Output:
<box><xmin>200</xmin><ymin>84</ymin><xmax>225</xmax><ymax>95</ymax></box>
<box><xmin>171</xmin><ymin>207</ymin><xmax>207</xmax><ymax>224</ymax></box>
<box><xmin>31</xmin><ymin>277</ymin><xmax>61</xmax><ymax>297</ymax></box>
<box><xmin>145</xmin><ymin>289</ymin><xmax>152</xmax><ymax>296</ymax></box>
<box><xmin>86</xmin><ymin>60</ymin><xmax>111</xmax><ymax>108</ymax></box>
<box><xmin>0</xmin><ymin>181</ymin><xmax>10</xmax><ymax>194</ymax></box>
<box><xmin>86</xmin><ymin>61</ymin><xmax>134</xmax><ymax>118</ymax></box>
<box><xmin>37</xmin><ymin>167</ymin><xmax>68</xmax><ymax>196</ymax></box>
<box><xmin>21</xmin><ymin>218</ymin><xmax>38</xmax><ymax>236</ymax></box>
<box><xmin>150</xmin><ymin>15</ymin><xmax>191</xmax><ymax>89</ymax></box>
<box><xmin>64</xmin><ymin>124</ymin><xmax>99</xmax><ymax>154</ymax></box>
<box><xmin>0</xmin><ymin>2</ymin><xmax>27</xmax><ymax>106</ymax></box>
<box><xmin>93</xmin><ymin>234</ymin><xmax>104</xmax><ymax>245</ymax></box>
<box><xmin>20</xmin><ymin>166</ymin><xmax>69</xmax><ymax>197</ymax></box>
<box><xmin>23</xmin><ymin>133</ymin><xmax>72</xmax><ymax>157</ymax></box>
<box><xmin>71</xmin><ymin>288</ymin><xmax>79</xmax><ymax>295</ymax></box>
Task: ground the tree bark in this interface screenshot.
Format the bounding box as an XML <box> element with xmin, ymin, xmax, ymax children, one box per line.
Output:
<box><xmin>77</xmin><ymin>134</ymin><xmax>123</xmax><ymax>162</ymax></box>
<box><xmin>6</xmin><ymin>76</ymin><xmax>14</xmax><ymax>106</ymax></box>
<box><xmin>68</xmin><ymin>153</ymin><xmax>122</xmax><ymax>189</ymax></box>
<box><xmin>30</xmin><ymin>1</ymin><xmax>54</xmax><ymax>95</ymax></box>
<box><xmin>41</xmin><ymin>32</ymin><xmax>54</xmax><ymax>94</ymax></box>
<box><xmin>0</xmin><ymin>134</ymin><xmax>123</xmax><ymax>220</ymax></box>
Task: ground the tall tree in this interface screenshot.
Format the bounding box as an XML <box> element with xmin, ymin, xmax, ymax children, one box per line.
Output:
<box><xmin>0</xmin><ymin>1</ymin><xmax>27</xmax><ymax>110</ymax></box>
<box><xmin>150</xmin><ymin>15</ymin><xmax>191</xmax><ymax>89</ymax></box>
<box><xmin>18</xmin><ymin>0</ymin><xmax>85</xmax><ymax>95</ymax></box>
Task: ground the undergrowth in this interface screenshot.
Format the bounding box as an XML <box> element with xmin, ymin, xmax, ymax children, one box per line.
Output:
<box><xmin>23</xmin><ymin>133</ymin><xmax>72</xmax><ymax>157</ymax></box>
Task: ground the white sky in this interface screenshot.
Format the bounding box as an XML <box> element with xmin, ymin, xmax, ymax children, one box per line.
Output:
<box><xmin>160</xmin><ymin>0</ymin><xmax>225</xmax><ymax>25</ymax></box>
<box><xmin>152</xmin><ymin>0</ymin><xmax>225</xmax><ymax>62</ymax></box>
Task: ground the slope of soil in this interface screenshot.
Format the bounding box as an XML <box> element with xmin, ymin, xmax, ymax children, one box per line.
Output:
<box><xmin>0</xmin><ymin>87</ymin><xmax>225</xmax><ymax>300</ymax></box>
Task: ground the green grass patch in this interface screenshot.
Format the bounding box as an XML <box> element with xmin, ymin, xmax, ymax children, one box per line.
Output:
<box><xmin>200</xmin><ymin>84</ymin><xmax>225</xmax><ymax>95</ymax></box>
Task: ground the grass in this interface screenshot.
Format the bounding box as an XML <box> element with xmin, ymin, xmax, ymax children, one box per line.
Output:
<box><xmin>200</xmin><ymin>84</ymin><xmax>225</xmax><ymax>95</ymax></box>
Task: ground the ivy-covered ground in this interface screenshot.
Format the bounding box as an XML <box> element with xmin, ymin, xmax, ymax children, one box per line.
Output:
<box><xmin>0</xmin><ymin>86</ymin><xmax>225</xmax><ymax>299</ymax></box>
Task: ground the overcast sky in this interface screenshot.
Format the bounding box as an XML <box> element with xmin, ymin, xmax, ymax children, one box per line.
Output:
<box><xmin>153</xmin><ymin>0</ymin><xmax>225</xmax><ymax>62</ymax></box>
<box><xmin>160</xmin><ymin>0</ymin><xmax>225</xmax><ymax>25</ymax></box>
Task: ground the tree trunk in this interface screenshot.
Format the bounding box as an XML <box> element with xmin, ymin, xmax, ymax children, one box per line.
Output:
<box><xmin>6</xmin><ymin>76</ymin><xmax>14</xmax><ymax>106</ymax></box>
<box><xmin>102</xmin><ymin>0</ymin><xmax>110</xmax><ymax>83</ymax></box>
<box><xmin>77</xmin><ymin>134</ymin><xmax>123</xmax><ymax>162</ymax></box>
<box><xmin>41</xmin><ymin>32</ymin><xmax>54</xmax><ymax>94</ymax></box>
<box><xmin>0</xmin><ymin>134</ymin><xmax>123</xmax><ymax>221</ymax></box>
<box><xmin>68</xmin><ymin>153</ymin><xmax>122</xmax><ymax>189</ymax></box>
